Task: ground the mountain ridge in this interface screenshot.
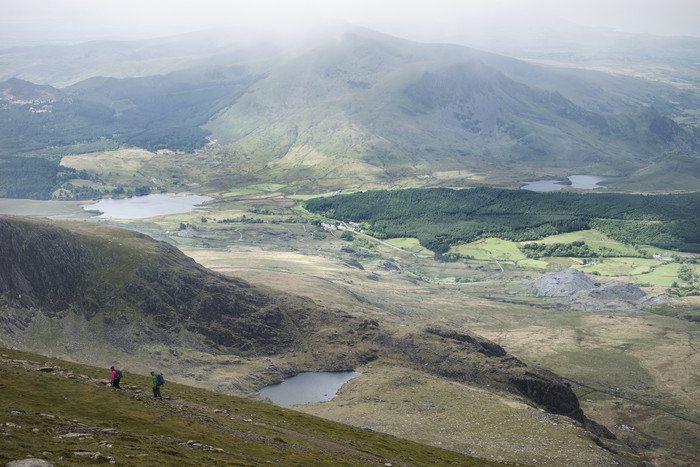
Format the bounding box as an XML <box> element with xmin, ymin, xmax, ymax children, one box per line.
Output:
<box><xmin>203</xmin><ymin>30</ymin><xmax>698</xmax><ymax>189</ymax></box>
<box><xmin>2</xmin><ymin>27</ymin><xmax>698</xmax><ymax>195</ymax></box>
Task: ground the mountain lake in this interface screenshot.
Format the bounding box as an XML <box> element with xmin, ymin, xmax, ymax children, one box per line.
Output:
<box><xmin>521</xmin><ymin>175</ymin><xmax>613</xmax><ymax>192</ymax></box>
<box><xmin>81</xmin><ymin>193</ymin><xmax>212</xmax><ymax>219</ymax></box>
<box><xmin>259</xmin><ymin>371</ymin><xmax>361</xmax><ymax>405</ymax></box>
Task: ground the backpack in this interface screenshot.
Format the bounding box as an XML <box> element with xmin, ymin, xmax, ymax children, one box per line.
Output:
<box><xmin>115</xmin><ymin>369</ymin><xmax>123</xmax><ymax>379</ymax></box>
<box><xmin>156</xmin><ymin>373</ymin><xmax>165</xmax><ymax>386</ymax></box>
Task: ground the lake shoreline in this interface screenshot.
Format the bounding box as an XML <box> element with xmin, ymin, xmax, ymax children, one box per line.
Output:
<box><xmin>521</xmin><ymin>175</ymin><xmax>614</xmax><ymax>192</ymax></box>
<box><xmin>81</xmin><ymin>192</ymin><xmax>213</xmax><ymax>219</ymax></box>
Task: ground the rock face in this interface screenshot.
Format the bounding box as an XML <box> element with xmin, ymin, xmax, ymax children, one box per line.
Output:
<box><xmin>0</xmin><ymin>216</ymin><xmax>314</xmax><ymax>355</ymax></box>
<box><xmin>511</xmin><ymin>371</ymin><xmax>583</xmax><ymax>422</ymax></box>
<box><xmin>0</xmin><ymin>217</ymin><xmax>93</xmax><ymax>312</ymax></box>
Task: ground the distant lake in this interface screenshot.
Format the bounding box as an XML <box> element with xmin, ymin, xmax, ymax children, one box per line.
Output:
<box><xmin>521</xmin><ymin>175</ymin><xmax>613</xmax><ymax>192</ymax></box>
<box><xmin>260</xmin><ymin>371</ymin><xmax>361</xmax><ymax>405</ymax></box>
<box><xmin>81</xmin><ymin>193</ymin><xmax>212</xmax><ymax>219</ymax></box>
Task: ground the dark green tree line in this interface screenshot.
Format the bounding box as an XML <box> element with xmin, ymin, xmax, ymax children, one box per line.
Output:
<box><xmin>304</xmin><ymin>187</ymin><xmax>700</xmax><ymax>253</ymax></box>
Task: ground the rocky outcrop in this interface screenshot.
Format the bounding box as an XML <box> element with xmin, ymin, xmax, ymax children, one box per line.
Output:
<box><xmin>0</xmin><ymin>216</ymin><xmax>313</xmax><ymax>355</ymax></box>
<box><xmin>530</xmin><ymin>268</ymin><xmax>673</xmax><ymax>312</ymax></box>
<box><xmin>533</xmin><ymin>268</ymin><xmax>597</xmax><ymax>297</ymax></box>
<box><xmin>0</xmin><ymin>217</ymin><xmax>94</xmax><ymax>312</ymax></box>
<box><xmin>584</xmin><ymin>280</ymin><xmax>647</xmax><ymax>301</ymax></box>
<box><xmin>425</xmin><ymin>325</ymin><xmax>507</xmax><ymax>357</ymax></box>
<box><xmin>511</xmin><ymin>371</ymin><xmax>583</xmax><ymax>422</ymax></box>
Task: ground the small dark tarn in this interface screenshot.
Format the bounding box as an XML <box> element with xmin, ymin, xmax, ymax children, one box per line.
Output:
<box><xmin>260</xmin><ymin>371</ymin><xmax>361</xmax><ymax>405</ymax></box>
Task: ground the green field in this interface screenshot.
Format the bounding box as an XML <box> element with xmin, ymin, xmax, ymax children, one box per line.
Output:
<box><xmin>536</xmin><ymin>229</ymin><xmax>642</xmax><ymax>256</ymax></box>
<box><xmin>572</xmin><ymin>257</ymin><xmax>662</xmax><ymax>277</ymax></box>
<box><xmin>633</xmin><ymin>262</ymin><xmax>684</xmax><ymax>286</ymax></box>
<box><xmin>450</xmin><ymin>238</ymin><xmax>526</xmax><ymax>261</ymax></box>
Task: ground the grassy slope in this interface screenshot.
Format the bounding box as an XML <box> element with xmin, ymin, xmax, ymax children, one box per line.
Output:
<box><xmin>605</xmin><ymin>154</ymin><xmax>700</xmax><ymax>193</ymax></box>
<box><xmin>0</xmin><ymin>348</ymin><xmax>497</xmax><ymax>467</ymax></box>
<box><xmin>3</xmin><ymin>193</ymin><xmax>699</xmax><ymax>465</ymax></box>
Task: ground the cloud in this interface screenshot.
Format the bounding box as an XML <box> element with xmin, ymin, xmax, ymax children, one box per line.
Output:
<box><xmin>2</xmin><ymin>0</ymin><xmax>699</xmax><ymax>47</ymax></box>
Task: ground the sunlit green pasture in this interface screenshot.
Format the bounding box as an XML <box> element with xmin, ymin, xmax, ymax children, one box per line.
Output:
<box><xmin>60</xmin><ymin>148</ymin><xmax>153</xmax><ymax>174</ymax></box>
<box><xmin>534</xmin><ymin>229</ymin><xmax>641</xmax><ymax>256</ymax></box>
<box><xmin>375</xmin><ymin>232</ymin><xmax>691</xmax><ymax>288</ymax></box>
<box><xmin>572</xmin><ymin>257</ymin><xmax>661</xmax><ymax>277</ymax></box>
<box><xmin>631</xmin><ymin>262</ymin><xmax>683</xmax><ymax>287</ymax></box>
<box><xmin>450</xmin><ymin>238</ymin><xmax>526</xmax><ymax>261</ymax></box>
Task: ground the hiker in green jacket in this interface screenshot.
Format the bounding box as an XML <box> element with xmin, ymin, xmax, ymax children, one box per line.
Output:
<box><xmin>151</xmin><ymin>370</ymin><xmax>163</xmax><ymax>399</ymax></box>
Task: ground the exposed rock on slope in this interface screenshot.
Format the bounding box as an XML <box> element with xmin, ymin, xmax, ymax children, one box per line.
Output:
<box><xmin>585</xmin><ymin>280</ymin><xmax>647</xmax><ymax>301</ymax></box>
<box><xmin>0</xmin><ymin>215</ymin><xmax>311</xmax><ymax>355</ymax></box>
<box><xmin>531</xmin><ymin>268</ymin><xmax>672</xmax><ymax>312</ymax></box>
<box><xmin>534</xmin><ymin>268</ymin><xmax>597</xmax><ymax>297</ymax></box>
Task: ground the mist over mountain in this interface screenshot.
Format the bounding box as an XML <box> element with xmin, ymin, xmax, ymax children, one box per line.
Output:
<box><xmin>0</xmin><ymin>28</ymin><xmax>292</xmax><ymax>86</ymax></box>
<box><xmin>1</xmin><ymin>20</ymin><xmax>699</xmax><ymax>466</ymax></box>
<box><xmin>1</xmin><ymin>27</ymin><xmax>698</xmax><ymax>195</ymax></box>
<box><xmin>207</xmin><ymin>30</ymin><xmax>694</xmax><ymax>184</ymax></box>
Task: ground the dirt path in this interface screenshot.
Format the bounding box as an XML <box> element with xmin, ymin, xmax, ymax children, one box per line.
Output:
<box><xmin>1</xmin><ymin>356</ymin><xmax>384</xmax><ymax>463</ymax></box>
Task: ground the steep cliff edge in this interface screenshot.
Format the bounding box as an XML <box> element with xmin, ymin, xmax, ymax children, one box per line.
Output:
<box><xmin>0</xmin><ymin>215</ymin><xmax>313</xmax><ymax>355</ymax></box>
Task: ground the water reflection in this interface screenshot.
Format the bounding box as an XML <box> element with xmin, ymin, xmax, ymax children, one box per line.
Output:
<box><xmin>260</xmin><ymin>371</ymin><xmax>361</xmax><ymax>405</ymax></box>
<box><xmin>521</xmin><ymin>175</ymin><xmax>613</xmax><ymax>192</ymax></box>
<box><xmin>81</xmin><ymin>193</ymin><xmax>212</xmax><ymax>219</ymax></box>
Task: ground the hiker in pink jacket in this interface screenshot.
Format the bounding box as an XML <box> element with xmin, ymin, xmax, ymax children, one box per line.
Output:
<box><xmin>110</xmin><ymin>366</ymin><xmax>122</xmax><ymax>389</ymax></box>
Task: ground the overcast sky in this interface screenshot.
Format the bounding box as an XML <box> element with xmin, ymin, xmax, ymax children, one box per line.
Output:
<box><xmin>3</xmin><ymin>0</ymin><xmax>700</xmax><ymax>47</ymax></box>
